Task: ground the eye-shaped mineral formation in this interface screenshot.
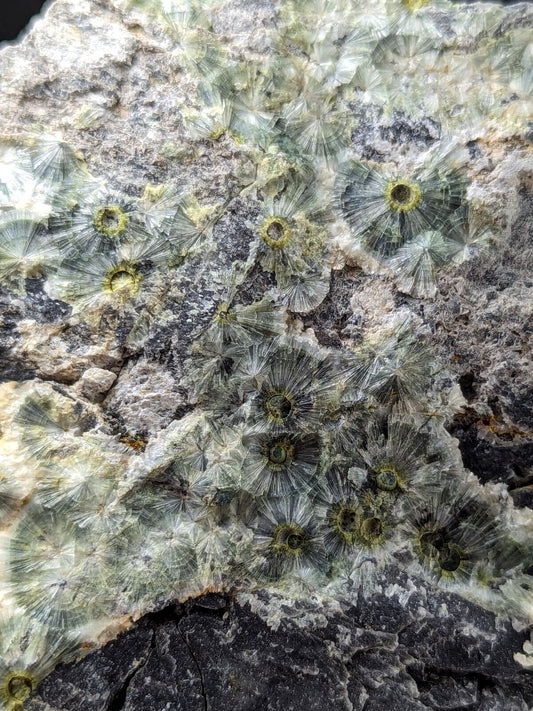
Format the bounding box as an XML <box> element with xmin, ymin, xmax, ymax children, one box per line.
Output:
<box><xmin>0</xmin><ymin>0</ymin><xmax>531</xmax><ymax>705</ymax></box>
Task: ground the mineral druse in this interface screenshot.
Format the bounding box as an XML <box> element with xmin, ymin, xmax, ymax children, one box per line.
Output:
<box><xmin>0</xmin><ymin>0</ymin><xmax>532</xmax><ymax>708</ymax></box>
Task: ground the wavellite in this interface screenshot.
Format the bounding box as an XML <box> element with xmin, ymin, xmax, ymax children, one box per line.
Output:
<box><xmin>0</xmin><ymin>0</ymin><xmax>531</xmax><ymax>708</ymax></box>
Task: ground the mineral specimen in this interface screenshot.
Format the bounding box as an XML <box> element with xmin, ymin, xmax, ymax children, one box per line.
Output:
<box><xmin>0</xmin><ymin>0</ymin><xmax>531</xmax><ymax>708</ymax></box>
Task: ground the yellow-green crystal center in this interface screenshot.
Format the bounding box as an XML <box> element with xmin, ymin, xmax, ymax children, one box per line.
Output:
<box><xmin>265</xmin><ymin>392</ymin><xmax>294</xmax><ymax>423</ymax></box>
<box><xmin>332</xmin><ymin>504</ymin><xmax>359</xmax><ymax>542</ymax></box>
<box><xmin>385</xmin><ymin>179</ymin><xmax>422</xmax><ymax>212</ymax></box>
<box><xmin>269</xmin><ymin>441</ymin><xmax>293</xmax><ymax>465</ymax></box>
<box><xmin>215</xmin><ymin>303</ymin><xmax>235</xmax><ymax>324</ymax></box>
<box><xmin>360</xmin><ymin>515</ymin><xmax>384</xmax><ymax>543</ymax></box>
<box><xmin>104</xmin><ymin>264</ymin><xmax>141</xmax><ymax>296</ymax></box>
<box><xmin>93</xmin><ymin>205</ymin><xmax>128</xmax><ymax>237</ymax></box>
<box><xmin>376</xmin><ymin>468</ymin><xmax>398</xmax><ymax>491</ymax></box>
<box><xmin>418</xmin><ymin>528</ymin><xmax>445</xmax><ymax>559</ymax></box>
<box><xmin>403</xmin><ymin>0</ymin><xmax>430</xmax><ymax>11</ymax></box>
<box><xmin>260</xmin><ymin>216</ymin><xmax>291</xmax><ymax>248</ymax></box>
<box><xmin>4</xmin><ymin>672</ymin><xmax>35</xmax><ymax>703</ymax></box>
<box><xmin>272</xmin><ymin>523</ymin><xmax>306</xmax><ymax>556</ymax></box>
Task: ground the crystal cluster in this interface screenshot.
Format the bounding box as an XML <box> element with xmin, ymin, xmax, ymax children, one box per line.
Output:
<box><xmin>0</xmin><ymin>0</ymin><xmax>531</xmax><ymax>707</ymax></box>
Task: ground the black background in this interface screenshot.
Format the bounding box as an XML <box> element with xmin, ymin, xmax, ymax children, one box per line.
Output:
<box><xmin>0</xmin><ymin>0</ymin><xmax>48</xmax><ymax>42</ymax></box>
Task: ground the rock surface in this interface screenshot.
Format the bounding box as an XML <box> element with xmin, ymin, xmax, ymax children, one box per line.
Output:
<box><xmin>27</xmin><ymin>587</ymin><xmax>533</xmax><ymax>711</ymax></box>
<box><xmin>0</xmin><ymin>0</ymin><xmax>532</xmax><ymax>709</ymax></box>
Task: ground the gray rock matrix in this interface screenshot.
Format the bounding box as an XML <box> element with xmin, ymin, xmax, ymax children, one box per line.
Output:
<box><xmin>0</xmin><ymin>0</ymin><xmax>531</xmax><ymax>709</ymax></box>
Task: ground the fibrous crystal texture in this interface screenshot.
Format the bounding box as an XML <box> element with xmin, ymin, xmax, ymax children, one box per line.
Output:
<box><xmin>0</xmin><ymin>0</ymin><xmax>532</xmax><ymax>707</ymax></box>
